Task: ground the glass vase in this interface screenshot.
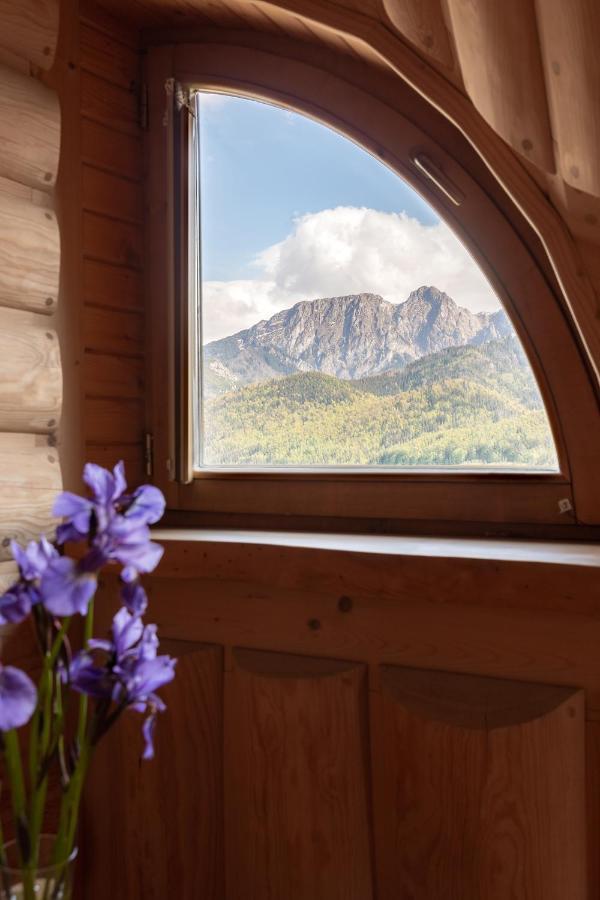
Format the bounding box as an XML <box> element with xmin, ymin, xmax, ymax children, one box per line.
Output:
<box><xmin>0</xmin><ymin>836</ymin><xmax>77</xmax><ymax>900</ymax></box>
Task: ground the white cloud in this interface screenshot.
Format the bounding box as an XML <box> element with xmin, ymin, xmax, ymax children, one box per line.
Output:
<box><xmin>202</xmin><ymin>207</ymin><xmax>500</xmax><ymax>342</ymax></box>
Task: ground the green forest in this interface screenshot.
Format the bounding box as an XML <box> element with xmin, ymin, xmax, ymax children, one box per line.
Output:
<box><xmin>201</xmin><ymin>337</ymin><xmax>557</xmax><ymax>468</ymax></box>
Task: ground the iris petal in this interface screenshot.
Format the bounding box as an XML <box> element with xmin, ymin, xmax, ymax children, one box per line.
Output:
<box><xmin>0</xmin><ymin>666</ymin><xmax>37</xmax><ymax>731</ymax></box>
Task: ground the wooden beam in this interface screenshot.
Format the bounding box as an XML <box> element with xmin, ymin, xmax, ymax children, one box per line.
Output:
<box><xmin>0</xmin><ymin>432</ymin><xmax>61</xmax><ymax>558</ymax></box>
<box><xmin>0</xmin><ymin>0</ymin><xmax>59</xmax><ymax>72</ymax></box>
<box><xmin>0</xmin><ymin>193</ymin><xmax>60</xmax><ymax>313</ymax></box>
<box><xmin>0</xmin><ymin>307</ymin><xmax>61</xmax><ymax>433</ymax></box>
<box><xmin>0</xmin><ymin>62</ymin><xmax>61</xmax><ymax>191</ymax></box>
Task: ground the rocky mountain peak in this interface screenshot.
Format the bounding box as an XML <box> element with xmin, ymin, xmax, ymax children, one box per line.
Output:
<box><xmin>204</xmin><ymin>287</ymin><xmax>512</xmax><ymax>395</ymax></box>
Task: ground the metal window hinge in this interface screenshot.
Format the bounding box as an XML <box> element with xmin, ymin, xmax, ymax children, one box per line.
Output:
<box><xmin>144</xmin><ymin>433</ymin><xmax>154</xmax><ymax>477</ymax></box>
<box><xmin>139</xmin><ymin>81</ymin><xmax>149</xmax><ymax>130</ymax></box>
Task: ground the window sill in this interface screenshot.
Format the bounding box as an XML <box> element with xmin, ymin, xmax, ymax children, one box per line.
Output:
<box><xmin>151</xmin><ymin>527</ymin><xmax>600</xmax><ymax>569</ymax></box>
<box><xmin>148</xmin><ymin>528</ymin><xmax>600</xmax><ymax>619</ymax></box>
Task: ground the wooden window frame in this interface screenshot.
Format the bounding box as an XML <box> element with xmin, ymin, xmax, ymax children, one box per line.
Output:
<box><xmin>144</xmin><ymin>41</ymin><xmax>600</xmax><ymax>534</ymax></box>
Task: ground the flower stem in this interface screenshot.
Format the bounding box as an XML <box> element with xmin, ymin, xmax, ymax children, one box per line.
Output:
<box><xmin>52</xmin><ymin>738</ymin><xmax>90</xmax><ymax>868</ymax></box>
<box><xmin>3</xmin><ymin>730</ymin><xmax>26</xmax><ymax>840</ymax></box>
<box><xmin>27</xmin><ymin>617</ymin><xmax>72</xmax><ymax>874</ymax></box>
<box><xmin>76</xmin><ymin>599</ymin><xmax>94</xmax><ymax>750</ymax></box>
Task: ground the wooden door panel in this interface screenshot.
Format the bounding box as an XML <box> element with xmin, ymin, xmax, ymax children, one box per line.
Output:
<box><xmin>83</xmin><ymin>642</ymin><xmax>224</xmax><ymax>899</ymax></box>
<box><xmin>224</xmin><ymin>649</ymin><xmax>373</xmax><ymax>900</ymax></box>
<box><xmin>370</xmin><ymin>665</ymin><xmax>587</xmax><ymax>900</ymax></box>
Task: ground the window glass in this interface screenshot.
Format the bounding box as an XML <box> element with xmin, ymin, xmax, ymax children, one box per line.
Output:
<box><xmin>194</xmin><ymin>91</ymin><xmax>558</xmax><ymax>471</ymax></box>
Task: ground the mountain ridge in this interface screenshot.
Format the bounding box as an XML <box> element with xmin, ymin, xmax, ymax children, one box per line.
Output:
<box><xmin>204</xmin><ymin>286</ymin><xmax>511</xmax><ymax>396</ymax></box>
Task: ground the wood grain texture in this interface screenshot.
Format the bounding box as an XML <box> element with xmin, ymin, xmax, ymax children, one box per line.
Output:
<box><xmin>370</xmin><ymin>666</ymin><xmax>586</xmax><ymax>899</ymax></box>
<box><xmin>382</xmin><ymin>0</ymin><xmax>455</xmax><ymax>70</ymax></box>
<box><xmin>0</xmin><ymin>193</ymin><xmax>60</xmax><ymax>313</ymax></box>
<box><xmin>81</xmin><ymin>69</ymin><xmax>140</xmax><ymax>136</ymax></box>
<box><xmin>81</xmin><ymin>118</ymin><xmax>142</xmax><ymax>180</ymax></box>
<box><xmin>83</xmin><ymin>210</ymin><xmax>143</xmax><ymax>268</ymax></box>
<box><xmin>83</xmin><ymin>304</ymin><xmax>144</xmax><ymax>355</ymax></box>
<box><xmin>84</xmin><ymin>397</ymin><xmax>145</xmax><ymax>444</ymax></box>
<box><xmin>0</xmin><ymin>63</ymin><xmax>61</xmax><ymax>190</ymax></box>
<box><xmin>80</xmin><ymin>21</ymin><xmax>141</xmax><ymax>89</ymax></box>
<box><xmin>83</xmin><ymin>642</ymin><xmax>224</xmax><ymax>899</ymax></box>
<box><xmin>446</xmin><ymin>0</ymin><xmax>554</xmax><ymax>173</ymax></box>
<box><xmin>0</xmin><ymin>0</ymin><xmax>59</xmax><ymax>71</ymax></box>
<box><xmin>0</xmin><ymin>433</ymin><xmax>61</xmax><ymax>559</ymax></box>
<box><xmin>0</xmin><ymin>307</ymin><xmax>61</xmax><ymax>432</ymax></box>
<box><xmin>83</xmin><ymin>258</ymin><xmax>143</xmax><ymax>310</ymax></box>
<box><xmin>82</xmin><ymin>165</ymin><xmax>143</xmax><ymax>224</ymax></box>
<box><xmin>143</xmin><ymin>537</ymin><xmax>600</xmax><ymax>710</ymax></box>
<box><xmin>83</xmin><ymin>351</ymin><xmax>144</xmax><ymax>398</ymax></box>
<box><xmin>225</xmin><ymin>649</ymin><xmax>373</xmax><ymax>900</ymax></box>
<box><xmin>586</xmin><ymin>720</ymin><xmax>600</xmax><ymax>900</ymax></box>
<box><xmin>85</xmin><ymin>441</ymin><xmax>146</xmax><ymax>485</ymax></box>
<box><xmin>536</xmin><ymin>0</ymin><xmax>600</xmax><ymax>196</ymax></box>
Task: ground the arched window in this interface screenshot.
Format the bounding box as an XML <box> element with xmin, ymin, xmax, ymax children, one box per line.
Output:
<box><xmin>146</xmin><ymin>42</ymin><xmax>600</xmax><ymax>531</ymax></box>
<box><xmin>196</xmin><ymin>91</ymin><xmax>558</xmax><ymax>472</ymax></box>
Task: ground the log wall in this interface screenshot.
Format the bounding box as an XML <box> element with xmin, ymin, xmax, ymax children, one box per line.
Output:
<box><xmin>0</xmin><ymin>0</ymin><xmax>62</xmax><ymax>570</ymax></box>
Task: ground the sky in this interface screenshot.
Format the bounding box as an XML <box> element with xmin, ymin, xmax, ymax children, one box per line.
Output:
<box><xmin>198</xmin><ymin>92</ymin><xmax>500</xmax><ymax>342</ymax></box>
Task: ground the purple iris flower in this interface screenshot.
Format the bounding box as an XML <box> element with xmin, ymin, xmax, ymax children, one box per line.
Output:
<box><xmin>0</xmin><ymin>536</ymin><xmax>59</xmax><ymax>625</ymax></box>
<box><xmin>53</xmin><ymin>461</ymin><xmax>165</xmax><ymax>585</ymax></box>
<box><xmin>39</xmin><ymin>557</ymin><xmax>97</xmax><ymax>617</ymax></box>
<box><xmin>121</xmin><ymin>581</ymin><xmax>148</xmax><ymax>616</ymax></box>
<box><xmin>0</xmin><ymin>665</ymin><xmax>37</xmax><ymax>731</ymax></box>
<box><xmin>67</xmin><ymin>605</ymin><xmax>175</xmax><ymax>760</ymax></box>
<box><xmin>123</xmin><ymin>485</ymin><xmax>165</xmax><ymax>526</ymax></box>
<box><xmin>11</xmin><ymin>536</ymin><xmax>57</xmax><ymax>581</ymax></box>
<box><xmin>0</xmin><ymin>581</ymin><xmax>37</xmax><ymax>626</ymax></box>
<box><xmin>88</xmin><ymin>607</ymin><xmax>143</xmax><ymax>660</ymax></box>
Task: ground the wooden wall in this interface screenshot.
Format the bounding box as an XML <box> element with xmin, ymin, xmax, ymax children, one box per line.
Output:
<box><xmin>78</xmin><ymin>3</ymin><xmax>147</xmax><ymax>485</ymax></box>
<box><xmin>0</xmin><ymin>0</ymin><xmax>62</xmax><ymax>578</ymax></box>
<box><xmin>82</xmin><ymin>538</ymin><xmax>596</xmax><ymax>899</ymax></box>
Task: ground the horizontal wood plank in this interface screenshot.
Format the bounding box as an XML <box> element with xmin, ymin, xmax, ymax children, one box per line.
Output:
<box><xmin>0</xmin><ymin>193</ymin><xmax>60</xmax><ymax>313</ymax></box>
<box><xmin>83</xmin><ymin>350</ymin><xmax>145</xmax><ymax>398</ymax></box>
<box><xmin>81</xmin><ymin>70</ymin><xmax>140</xmax><ymax>136</ymax></box>
<box><xmin>84</xmin><ymin>397</ymin><xmax>145</xmax><ymax>444</ymax></box>
<box><xmin>83</xmin><ymin>210</ymin><xmax>143</xmax><ymax>268</ymax></box>
<box><xmin>139</xmin><ymin>538</ymin><xmax>600</xmax><ymax>708</ymax></box>
<box><xmin>0</xmin><ymin>63</ymin><xmax>61</xmax><ymax>190</ymax></box>
<box><xmin>0</xmin><ymin>307</ymin><xmax>61</xmax><ymax>432</ymax></box>
<box><xmin>80</xmin><ymin>0</ymin><xmax>141</xmax><ymax>49</ymax></box>
<box><xmin>0</xmin><ymin>0</ymin><xmax>59</xmax><ymax>71</ymax></box>
<box><xmin>82</xmin><ymin>164</ymin><xmax>143</xmax><ymax>223</ymax></box>
<box><xmin>80</xmin><ymin>21</ymin><xmax>141</xmax><ymax>89</ymax></box>
<box><xmin>0</xmin><ymin>433</ymin><xmax>61</xmax><ymax>560</ymax></box>
<box><xmin>82</xmin><ymin>258</ymin><xmax>143</xmax><ymax>311</ymax></box>
<box><xmin>81</xmin><ymin>118</ymin><xmax>142</xmax><ymax>180</ymax></box>
<box><xmin>85</xmin><ymin>441</ymin><xmax>146</xmax><ymax>486</ymax></box>
<box><xmin>0</xmin><ymin>561</ymin><xmax>18</xmax><ymax>593</ymax></box>
<box><xmin>83</xmin><ymin>304</ymin><xmax>144</xmax><ymax>355</ymax></box>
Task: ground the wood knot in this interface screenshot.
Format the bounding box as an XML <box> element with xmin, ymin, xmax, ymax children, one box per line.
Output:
<box><xmin>338</xmin><ymin>595</ymin><xmax>353</xmax><ymax>613</ymax></box>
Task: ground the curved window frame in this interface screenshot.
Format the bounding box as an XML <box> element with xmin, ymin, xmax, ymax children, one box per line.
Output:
<box><xmin>144</xmin><ymin>40</ymin><xmax>600</xmax><ymax>533</ymax></box>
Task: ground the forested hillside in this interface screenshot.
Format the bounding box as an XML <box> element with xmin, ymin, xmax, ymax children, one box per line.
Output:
<box><xmin>202</xmin><ymin>338</ymin><xmax>557</xmax><ymax>468</ymax></box>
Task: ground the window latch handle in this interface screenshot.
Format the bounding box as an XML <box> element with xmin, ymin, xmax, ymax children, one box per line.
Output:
<box><xmin>411</xmin><ymin>153</ymin><xmax>465</xmax><ymax>207</ymax></box>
